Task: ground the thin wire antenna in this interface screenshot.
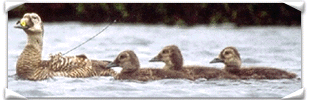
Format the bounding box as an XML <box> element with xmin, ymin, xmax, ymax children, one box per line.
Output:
<box><xmin>63</xmin><ymin>20</ymin><xmax>116</xmax><ymax>55</ymax></box>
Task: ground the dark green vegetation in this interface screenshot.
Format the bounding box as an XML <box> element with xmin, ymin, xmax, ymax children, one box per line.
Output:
<box><xmin>9</xmin><ymin>3</ymin><xmax>300</xmax><ymax>26</ymax></box>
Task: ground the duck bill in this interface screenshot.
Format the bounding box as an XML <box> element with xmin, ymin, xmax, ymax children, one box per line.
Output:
<box><xmin>149</xmin><ymin>56</ymin><xmax>161</xmax><ymax>62</ymax></box>
<box><xmin>210</xmin><ymin>58</ymin><xmax>224</xmax><ymax>63</ymax></box>
<box><xmin>106</xmin><ymin>62</ymin><xmax>120</xmax><ymax>68</ymax></box>
<box><xmin>14</xmin><ymin>20</ymin><xmax>28</xmax><ymax>29</ymax></box>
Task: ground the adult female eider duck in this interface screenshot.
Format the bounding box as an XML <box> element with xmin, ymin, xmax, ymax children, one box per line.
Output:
<box><xmin>14</xmin><ymin>13</ymin><xmax>115</xmax><ymax>81</ymax></box>
<box><xmin>149</xmin><ymin>45</ymin><xmax>239</xmax><ymax>80</ymax></box>
<box><xmin>106</xmin><ymin>50</ymin><xmax>193</xmax><ymax>81</ymax></box>
<box><xmin>209</xmin><ymin>46</ymin><xmax>297</xmax><ymax>79</ymax></box>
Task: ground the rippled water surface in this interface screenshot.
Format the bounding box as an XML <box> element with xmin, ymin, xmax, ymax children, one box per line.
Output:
<box><xmin>8</xmin><ymin>19</ymin><xmax>301</xmax><ymax>98</ymax></box>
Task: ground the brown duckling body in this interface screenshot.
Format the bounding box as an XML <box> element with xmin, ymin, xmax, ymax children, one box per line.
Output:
<box><xmin>149</xmin><ymin>45</ymin><xmax>239</xmax><ymax>80</ymax></box>
<box><xmin>14</xmin><ymin>13</ymin><xmax>115</xmax><ymax>80</ymax></box>
<box><xmin>107</xmin><ymin>50</ymin><xmax>193</xmax><ymax>81</ymax></box>
<box><xmin>210</xmin><ymin>46</ymin><xmax>296</xmax><ymax>79</ymax></box>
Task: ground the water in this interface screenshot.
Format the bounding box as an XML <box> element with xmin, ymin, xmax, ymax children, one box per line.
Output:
<box><xmin>7</xmin><ymin>19</ymin><xmax>301</xmax><ymax>98</ymax></box>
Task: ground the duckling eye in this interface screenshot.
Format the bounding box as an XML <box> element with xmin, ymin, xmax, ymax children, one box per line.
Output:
<box><xmin>225</xmin><ymin>51</ymin><xmax>230</xmax><ymax>55</ymax></box>
<box><xmin>119</xmin><ymin>55</ymin><xmax>126</xmax><ymax>60</ymax></box>
<box><xmin>162</xmin><ymin>50</ymin><xmax>168</xmax><ymax>54</ymax></box>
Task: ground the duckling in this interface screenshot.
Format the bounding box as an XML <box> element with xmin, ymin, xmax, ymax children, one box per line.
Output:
<box><xmin>210</xmin><ymin>46</ymin><xmax>297</xmax><ymax>79</ymax></box>
<box><xmin>149</xmin><ymin>45</ymin><xmax>239</xmax><ymax>80</ymax></box>
<box><xmin>106</xmin><ymin>50</ymin><xmax>193</xmax><ymax>81</ymax></box>
<box><xmin>14</xmin><ymin>13</ymin><xmax>115</xmax><ymax>81</ymax></box>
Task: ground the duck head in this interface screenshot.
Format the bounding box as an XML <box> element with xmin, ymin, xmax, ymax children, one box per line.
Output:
<box><xmin>210</xmin><ymin>46</ymin><xmax>242</xmax><ymax>71</ymax></box>
<box><xmin>149</xmin><ymin>45</ymin><xmax>183</xmax><ymax>70</ymax></box>
<box><xmin>107</xmin><ymin>50</ymin><xmax>140</xmax><ymax>73</ymax></box>
<box><xmin>15</xmin><ymin>13</ymin><xmax>44</xmax><ymax>35</ymax></box>
<box><xmin>15</xmin><ymin>13</ymin><xmax>44</xmax><ymax>50</ymax></box>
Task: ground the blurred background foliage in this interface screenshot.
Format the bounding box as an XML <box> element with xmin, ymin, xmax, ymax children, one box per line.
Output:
<box><xmin>8</xmin><ymin>3</ymin><xmax>301</xmax><ymax>26</ymax></box>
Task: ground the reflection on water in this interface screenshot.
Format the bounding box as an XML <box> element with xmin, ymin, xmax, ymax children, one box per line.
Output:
<box><xmin>8</xmin><ymin>19</ymin><xmax>301</xmax><ymax>97</ymax></box>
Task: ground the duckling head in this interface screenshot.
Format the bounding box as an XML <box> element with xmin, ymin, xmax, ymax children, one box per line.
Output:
<box><xmin>210</xmin><ymin>46</ymin><xmax>242</xmax><ymax>71</ymax></box>
<box><xmin>107</xmin><ymin>50</ymin><xmax>140</xmax><ymax>73</ymax></box>
<box><xmin>15</xmin><ymin>13</ymin><xmax>44</xmax><ymax>35</ymax></box>
<box><xmin>149</xmin><ymin>45</ymin><xmax>183</xmax><ymax>70</ymax></box>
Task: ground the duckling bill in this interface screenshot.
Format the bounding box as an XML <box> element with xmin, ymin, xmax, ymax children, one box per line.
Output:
<box><xmin>209</xmin><ymin>58</ymin><xmax>224</xmax><ymax>63</ymax></box>
<box><xmin>149</xmin><ymin>56</ymin><xmax>161</xmax><ymax>62</ymax></box>
<box><xmin>210</xmin><ymin>46</ymin><xmax>297</xmax><ymax>79</ymax></box>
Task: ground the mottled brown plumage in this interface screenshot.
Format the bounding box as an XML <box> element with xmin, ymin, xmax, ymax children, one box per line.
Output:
<box><xmin>210</xmin><ymin>46</ymin><xmax>297</xmax><ymax>79</ymax></box>
<box><xmin>107</xmin><ymin>50</ymin><xmax>193</xmax><ymax>81</ymax></box>
<box><xmin>149</xmin><ymin>45</ymin><xmax>239</xmax><ymax>80</ymax></box>
<box><xmin>14</xmin><ymin>13</ymin><xmax>115</xmax><ymax>81</ymax></box>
